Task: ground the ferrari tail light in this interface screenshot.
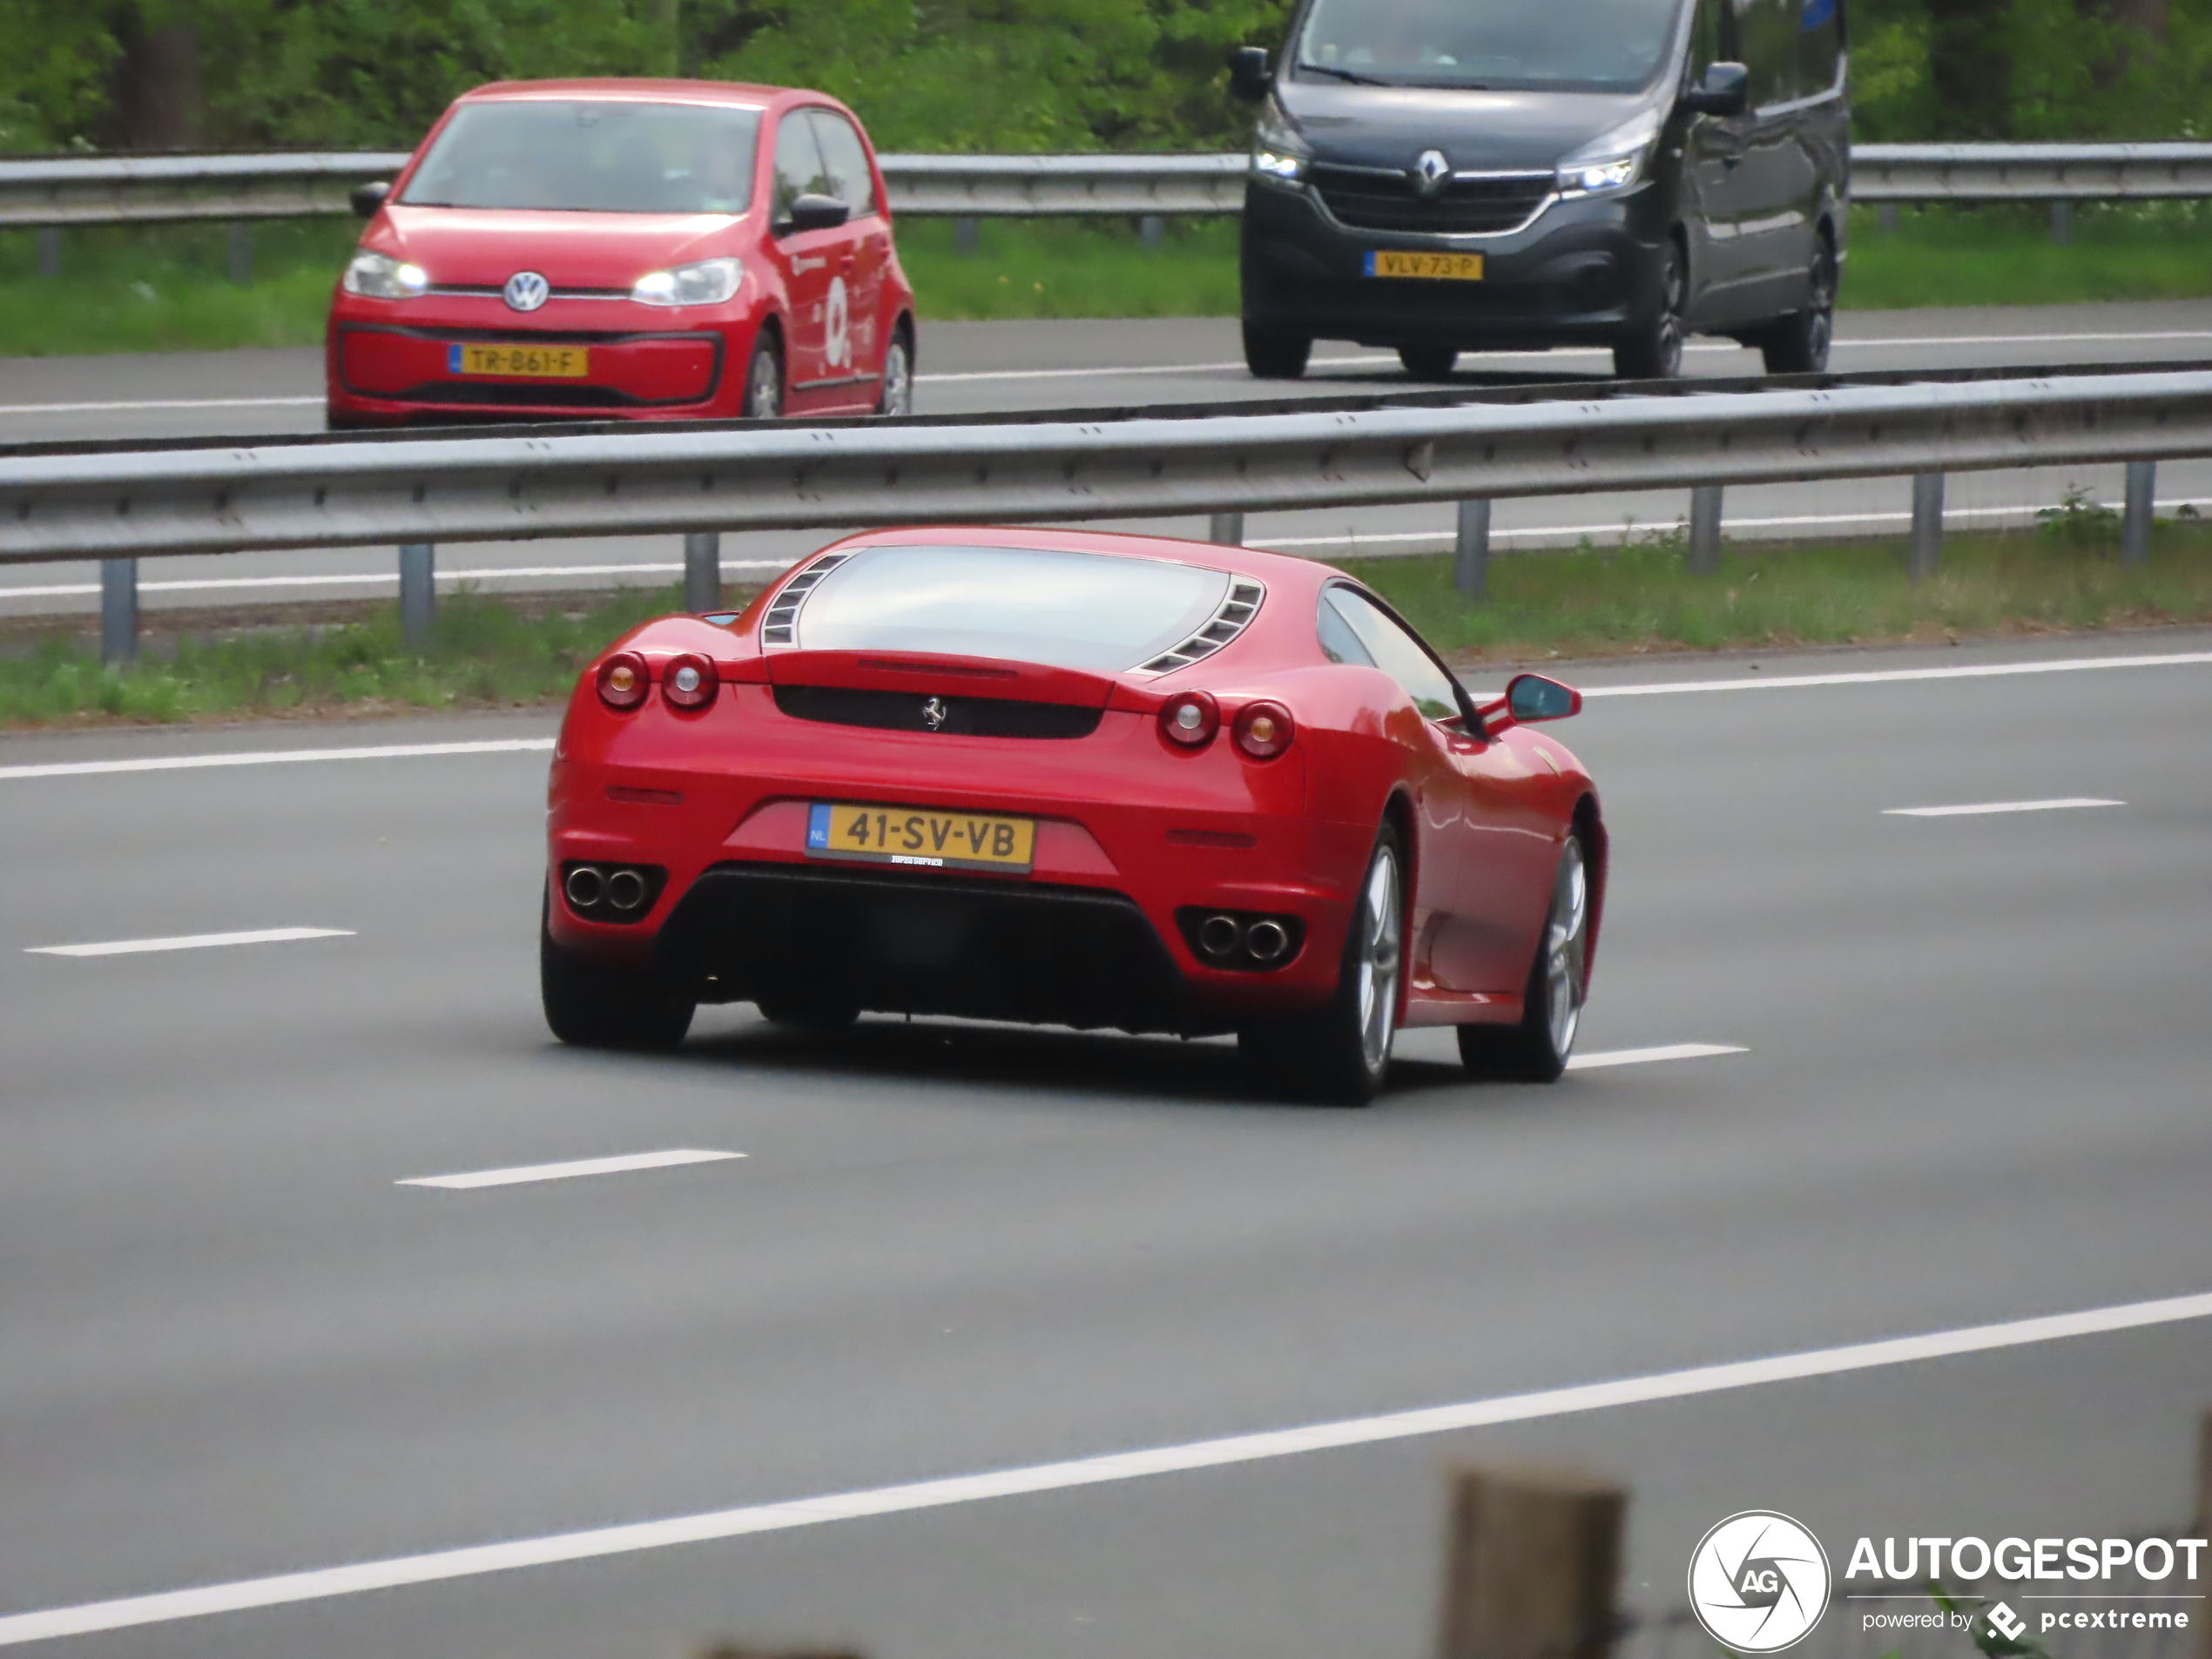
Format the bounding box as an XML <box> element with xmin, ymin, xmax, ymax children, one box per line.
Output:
<box><xmin>1158</xmin><ymin>691</ymin><xmax>1220</xmax><ymax>747</ymax></box>
<box><xmin>663</xmin><ymin>652</ymin><xmax>718</xmax><ymax>711</ymax></box>
<box><xmin>1233</xmin><ymin>700</ymin><xmax>1294</xmax><ymax>759</ymax></box>
<box><xmin>597</xmin><ymin>651</ymin><xmax>649</xmax><ymax>711</ymax></box>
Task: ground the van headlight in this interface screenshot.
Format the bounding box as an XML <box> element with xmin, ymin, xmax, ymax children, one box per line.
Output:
<box><xmin>631</xmin><ymin>257</ymin><xmax>744</xmax><ymax>307</ymax></box>
<box><xmin>1251</xmin><ymin>102</ymin><xmax>1312</xmax><ymax>185</ymax></box>
<box><xmin>342</xmin><ymin>251</ymin><xmax>428</xmax><ymax>299</ymax></box>
<box><xmin>1556</xmin><ymin>110</ymin><xmax>1663</xmax><ymax>197</ymax></box>
<box><xmin>1559</xmin><ymin>154</ymin><xmax>1642</xmax><ymax>195</ymax></box>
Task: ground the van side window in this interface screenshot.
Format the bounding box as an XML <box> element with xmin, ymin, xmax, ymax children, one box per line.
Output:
<box><xmin>1797</xmin><ymin>0</ymin><xmax>1842</xmax><ymax>98</ymax></box>
<box><xmin>1732</xmin><ymin>0</ymin><xmax>1799</xmax><ymax>105</ymax></box>
<box><xmin>1689</xmin><ymin>0</ymin><xmax>1730</xmax><ymax>75</ymax></box>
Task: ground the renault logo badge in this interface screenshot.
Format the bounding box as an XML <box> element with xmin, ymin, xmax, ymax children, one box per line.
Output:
<box><xmin>502</xmin><ymin>271</ymin><xmax>550</xmax><ymax>312</ymax></box>
<box><xmin>921</xmin><ymin>696</ymin><xmax>949</xmax><ymax>732</ymax></box>
<box><xmin>1414</xmin><ymin>149</ymin><xmax>1452</xmax><ymax>195</ymax></box>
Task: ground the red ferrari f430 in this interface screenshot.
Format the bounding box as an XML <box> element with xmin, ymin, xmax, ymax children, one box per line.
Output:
<box><xmin>543</xmin><ymin>529</ymin><xmax>1605</xmax><ymax>1103</ymax></box>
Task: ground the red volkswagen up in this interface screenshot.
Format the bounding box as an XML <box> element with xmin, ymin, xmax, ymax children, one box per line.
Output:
<box><xmin>327</xmin><ymin>79</ymin><xmax>916</xmax><ymax>428</ymax></box>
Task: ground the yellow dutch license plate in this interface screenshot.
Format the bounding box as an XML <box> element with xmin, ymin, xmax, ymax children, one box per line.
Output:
<box><xmin>448</xmin><ymin>342</ymin><xmax>590</xmax><ymax>378</ymax></box>
<box><xmin>806</xmin><ymin>802</ymin><xmax>1036</xmax><ymax>873</ymax></box>
<box><xmin>1365</xmin><ymin>251</ymin><xmax>1485</xmax><ymax>280</ymax></box>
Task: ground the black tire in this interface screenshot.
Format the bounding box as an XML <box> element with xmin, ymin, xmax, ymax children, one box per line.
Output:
<box><xmin>875</xmin><ymin>324</ymin><xmax>914</xmax><ymax>416</ymax></box>
<box><xmin>1243</xmin><ymin>320</ymin><xmax>1312</xmax><ymax>380</ymax></box>
<box><xmin>541</xmin><ymin>904</ymin><xmax>695</xmax><ymax>1051</ymax></box>
<box><xmin>1613</xmin><ymin>239</ymin><xmax>1685</xmax><ymax>381</ymax></box>
<box><xmin>1458</xmin><ymin>833</ymin><xmax>1590</xmax><ymax>1082</ymax></box>
<box><xmin>742</xmin><ymin>328</ymin><xmax>785</xmax><ymax>419</ymax></box>
<box><xmin>1398</xmin><ymin>343</ymin><xmax>1458</xmax><ymax>381</ymax></box>
<box><xmin>1239</xmin><ymin>823</ymin><xmax>1405</xmax><ymax>1106</ymax></box>
<box><xmin>1757</xmin><ymin>235</ymin><xmax>1837</xmax><ymax>375</ymax></box>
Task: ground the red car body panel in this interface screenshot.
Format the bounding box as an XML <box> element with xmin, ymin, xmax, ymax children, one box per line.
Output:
<box><xmin>326</xmin><ymin>78</ymin><xmax>914</xmax><ymax>427</ymax></box>
<box><xmin>546</xmin><ymin>527</ymin><xmax>1606</xmax><ymax>1039</ymax></box>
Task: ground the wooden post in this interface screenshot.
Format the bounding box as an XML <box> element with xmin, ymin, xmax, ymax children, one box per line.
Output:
<box><xmin>1437</xmin><ymin>1466</ymin><xmax>1627</xmax><ymax>1659</ymax></box>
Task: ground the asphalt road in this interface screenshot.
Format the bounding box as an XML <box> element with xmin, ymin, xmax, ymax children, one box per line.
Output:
<box><xmin>3</xmin><ymin>300</ymin><xmax>2210</xmax><ymax>620</ymax></box>
<box><xmin>2</xmin><ymin>629</ymin><xmax>2208</xmax><ymax>1657</ymax></box>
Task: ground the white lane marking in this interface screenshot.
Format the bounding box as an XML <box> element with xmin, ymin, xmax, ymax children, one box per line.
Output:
<box><xmin>3</xmin><ymin>1286</ymin><xmax>2209</xmax><ymax>1647</ymax></box>
<box><xmin>1885</xmin><ymin>797</ymin><xmax>2124</xmax><ymax>818</ymax></box>
<box><xmin>1566</xmin><ymin>1042</ymin><xmax>1747</xmax><ymax>1069</ymax></box>
<box><xmin>1577</xmin><ymin>651</ymin><xmax>2212</xmax><ymax>698</ymax></box>
<box><xmin>399</xmin><ymin>1149</ymin><xmax>745</xmax><ymax>1190</ymax></box>
<box><xmin>0</xmin><ymin>560</ymin><xmax>798</xmax><ymax>603</ymax></box>
<box><xmin>27</xmin><ymin>927</ymin><xmax>352</xmax><ymax>958</ymax></box>
<box><xmin>0</xmin><ymin>738</ymin><xmax>551</xmax><ymax>783</ymax></box>
<box><xmin>0</xmin><ymin>395</ymin><xmax>322</xmax><ymax>416</ymax></box>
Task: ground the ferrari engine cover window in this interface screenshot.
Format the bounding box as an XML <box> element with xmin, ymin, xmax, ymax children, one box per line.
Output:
<box><xmin>402</xmin><ymin>101</ymin><xmax>763</xmax><ymax>214</ymax></box>
<box><xmin>796</xmin><ymin>545</ymin><xmax>1233</xmax><ymax>672</ymax></box>
<box><xmin>1322</xmin><ymin>586</ymin><xmax>1463</xmax><ymax>721</ymax></box>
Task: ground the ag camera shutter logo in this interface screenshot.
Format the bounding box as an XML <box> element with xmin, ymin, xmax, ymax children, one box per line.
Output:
<box><xmin>1689</xmin><ymin>1511</ymin><xmax>1832</xmax><ymax>1653</ymax></box>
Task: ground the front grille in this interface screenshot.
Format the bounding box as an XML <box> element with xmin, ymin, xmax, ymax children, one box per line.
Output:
<box><xmin>655</xmin><ymin>864</ymin><xmax>1189</xmax><ymax>1033</ymax></box>
<box><xmin>773</xmin><ymin>685</ymin><xmax>1104</xmax><ymax>738</ymax></box>
<box><xmin>1311</xmin><ymin>165</ymin><xmax>1554</xmax><ymax>235</ymax></box>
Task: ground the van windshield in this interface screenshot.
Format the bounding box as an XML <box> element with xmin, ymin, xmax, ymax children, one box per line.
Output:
<box><xmin>401</xmin><ymin>100</ymin><xmax>762</xmax><ymax>214</ymax></box>
<box><xmin>1294</xmin><ymin>0</ymin><xmax>1681</xmax><ymax>91</ymax></box>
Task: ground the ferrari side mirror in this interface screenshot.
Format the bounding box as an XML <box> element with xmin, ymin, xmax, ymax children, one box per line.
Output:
<box><xmin>1506</xmin><ymin>673</ymin><xmax>1581</xmax><ymax>723</ymax></box>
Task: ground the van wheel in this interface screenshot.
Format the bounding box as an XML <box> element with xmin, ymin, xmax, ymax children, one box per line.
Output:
<box><xmin>743</xmin><ymin>331</ymin><xmax>784</xmax><ymax>419</ymax></box>
<box><xmin>1398</xmin><ymin>344</ymin><xmax>1458</xmax><ymax>381</ymax></box>
<box><xmin>1458</xmin><ymin>835</ymin><xmax>1589</xmax><ymax>1082</ymax></box>
<box><xmin>1239</xmin><ymin>824</ymin><xmax>1403</xmax><ymax>1105</ymax></box>
<box><xmin>1613</xmin><ymin>240</ymin><xmax>1684</xmax><ymax>380</ymax></box>
<box><xmin>1243</xmin><ymin>320</ymin><xmax>1312</xmax><ymax>379</ymax></box>
<box><xmin>1758</xmin><ymin>238</ymin><xmax>1837</xmax><ymax>375</ymax></box>
<box><xmin>541</xmin><ymin>906</ymin><xmax>695</xmax><ymax>1051</ymax></box>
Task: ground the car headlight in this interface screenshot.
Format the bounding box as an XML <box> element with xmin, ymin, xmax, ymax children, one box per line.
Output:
<box><xmin>341</xmin><ymin>251</ymin><xmax>428</xmax><ymax>300</ymax></box>
<box><xmin>1559</xmin><ymin>154</ymin><xmax>1642</xmax><ymax>195</ymax></box>
<box><xmin>1252</xmin><ymin>149</ymin><xmax>1308</xmax><ymax>181</ymax></box>
<box><xmin>631</xmin><ymin>257</ymin><xmax>743</xmax><ymax>307</ymax></box>
<box><xmin>1557</xmin><ymin>108</ymin><xmax>1663</xmax><ymax>198</ymax></box>
<box><xmin>1251</xmin><ymin>101</ymin><xmax>1312</xmax><ymax>184</ymax></box>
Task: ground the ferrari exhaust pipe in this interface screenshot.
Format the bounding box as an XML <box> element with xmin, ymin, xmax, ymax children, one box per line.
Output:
<box><xmin>563</xmin><ymin>865</ymin><xmax>604</xmax><ymax>909</ymax></box>
<box><xmin>1197</xmin><ymin>914</ymin><xmax>1243</xmax><ymax>959</ymax></box>
<box><xmin>1244</xmin><ymin>919</ymin><xmax>1291</xmax><ymax>963</ymax></box>
<box><xmin>604</xmin><ymin>868</ymin><xmax>649</xmax><ymax>911</ymax></box>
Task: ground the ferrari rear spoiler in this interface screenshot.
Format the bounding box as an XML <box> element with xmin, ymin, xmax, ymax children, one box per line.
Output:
<box><xmin>761</xmin><ymin>650</ymin><xmax>1119</xmax><ymax>708</ymax></box>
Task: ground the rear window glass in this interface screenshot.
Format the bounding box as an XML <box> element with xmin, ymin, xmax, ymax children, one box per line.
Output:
<box><xmin>401</xmin><ymin>100</ymin><xmax>762</xmax><ymax>214</ymax></box>
<box><xmin>795</xmin><ymin>545</ymin><xmax>1232</xmax><ymax>672</ymax></box>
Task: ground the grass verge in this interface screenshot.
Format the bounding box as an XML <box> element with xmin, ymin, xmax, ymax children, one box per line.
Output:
<box><xmin>3</xmin><ymin>516</ymin><xmax>2206</xmax><ymax>730</ymax></box>
<box><xmin>1</xmin><ymin>200</ymin><xmax>2206</xmax><ymax>359</ymax></box>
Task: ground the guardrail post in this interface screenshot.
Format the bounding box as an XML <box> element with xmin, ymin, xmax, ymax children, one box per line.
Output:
<box><xmin>37</xmin><ymin>226</ymin><xmax>62</xmax><ymax>278</ymax></box>
<box><xmin>99</xmin><ymin>558</ymin><xmax>138</xmax><ymax>668</ymax></box>
<box><xmin>1910</xmin><ymin>474</ymin><xmax>1945</xmax><ymax>580</ymax></box>
<box><xmin>2122</xmin><ymin>460</ymin><xmax>2156</xmax><ymax>566</ymax></box>
<box><xmin>2049</xmin><ymin>201</ymin><xmax>2073</xmax><ymax>245</ymax></box>
<box><xmin>1139</xmin><ymin>213</ymin><xmax>1165</xmax><ymax>250</ymax></box>
<box><xmin>1454</xmin><ymin>498</ymin><xmax>1491</xmax><ymax>599</ymax></box>
<box><xmin>1878</xmin><ymin>202</ymin><xmax>1898</xmax><ymax>234</ymax></box>
<box><xmin>226</xmin><ymin>221</ymin><xmax>253</xmax><ymax>286</ymax></box>
<box><xmin>399</xmin><ymin>543</ymin><xmax>435</xmax><ymax>648</ymax></box>
<box><xmin>1209</xmin><ymin>510</ymin><xmax>1244</xmax><ymax>546</ymax></box>
<box><xmin>954</xmin><ymin>215</ymin><xmax>980</xmax><ymax>255</ymax></box>
<box><xmin>685</xmin><ymin>530</ymin><xmax>722</xmax><ymax>610</ymax></box>
<box><xmin>1436</xmin><ymin>1465</ymin><xmax>1626</xmax><ymax>1659</ymax></box>
<box><xmin>1688</xmin><ymin>483</ymin><xmax>1723</xmax><ymax>576</ymax></box>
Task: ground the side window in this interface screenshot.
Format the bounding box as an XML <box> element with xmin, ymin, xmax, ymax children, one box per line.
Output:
<box><xmin>1797</xmin><ymin>0</ymin><xmax>1841</xmax><ymax>97</ymax></box>
<box><xmin>1732</xmin><ymin>0</ymin><xmax>1799</xmax><ymax>105</ymax></box>
<box><xmin>806</xmin><ymin>110</ymin><xmax>878</xmax><ymax>218</ymax></box>
<box><xmin>1320</xmin><ymin>587</ymin><xmax>1463</xmax><ymax>722</ymax></box>
<box><xmin>1689</xmin><ymin>0</ymin><xmax>1730</xmax><ymax>76</ymax></box>
<box><xmin>1316</xmin><ymin>591</ymin><xmax>1375</xmax><ymax>667</ymax></box>
<box><xmin>772</xmin><ymin>112</ymin><xmax>829</xmax><ymax>222</ymax></box>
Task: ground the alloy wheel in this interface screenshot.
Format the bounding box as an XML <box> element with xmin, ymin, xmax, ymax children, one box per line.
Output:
<box><xmin>877</xmin><ymin>334</ymin><xmax>914</xmax><ymax>416</ymax></box>
<box><xmin>1541</xmin><ymin>840</ymin><xmax>1590</xmax><ymax>1060</ymax></box>
<box><xmin>1356</xmin><ymin>846</ymin><xmax>1403</xmax><ymax>1074</ymax></box>
<box><xmin>745</xmin><ymin>342</ymin><xmax>783</xmax><ymax>420</ymax></box>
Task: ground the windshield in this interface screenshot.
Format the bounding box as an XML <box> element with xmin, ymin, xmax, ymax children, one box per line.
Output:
<box><xmin>1294</xmin><ymin>0</ymin><xmax>1682</xmax><ymax>91</ymax></box>
<box><xmin>401</xmin><ymin>100</ymin><xmax>761</xmax><ymax>214</ymax></box>
<box><xmin>795</xmin><ymin>546</ymin><xmax>1232</xmax><ymax>673</ymax></box>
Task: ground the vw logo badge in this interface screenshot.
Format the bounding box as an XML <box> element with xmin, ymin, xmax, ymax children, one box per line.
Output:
<box><xmin>921</xmin><ymin>696</ymin><xmax>949</xmax><ymax>732</ymax></box>
<box><xmin>1414</xmin><ymin>149</ymin><xmax>1452</xmax><ymax>196</ymax></box>
<box><xmin>502</xmin><ymin>271</ymin><xmax>550</xmax><ymax>313</ymax></box>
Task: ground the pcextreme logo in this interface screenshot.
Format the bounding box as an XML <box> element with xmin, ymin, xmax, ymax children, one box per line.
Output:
<box><xmin>1689</xmin><ymin>1511</ymin><xmax>1834</xmax><ymax>1653</ymax></box>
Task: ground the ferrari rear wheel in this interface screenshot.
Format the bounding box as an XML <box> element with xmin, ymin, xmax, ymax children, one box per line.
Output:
<box><xmin>1458</xmin><ymin>833</ymin><xmax>1589</xmax><ymax>1082</ymax></box>
<box><xmin>540</xmin><ymin>904</ymin><xmax>695</xmax><ymax>1052</ymax></box>
<box><xmin>1240</xmin><ymin>824</ymin><xmax>1403</xmax><ymax>1106</ymax></box>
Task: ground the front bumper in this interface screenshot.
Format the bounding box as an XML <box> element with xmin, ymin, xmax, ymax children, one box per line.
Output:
<box><xmin>1241</xmin><ymin>177</ymin><xmax>1664</xmax><ymax>351</ymax></box>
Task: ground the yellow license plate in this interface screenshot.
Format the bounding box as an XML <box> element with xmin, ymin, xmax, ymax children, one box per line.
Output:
<box><xmin>1365</xmin><ymin>251</ymin><xmax>1485</xmax><ymax>281</ymax></box>
<box><xmin>448</xmin><ymin>342</ymin><xmax>590</xmax><ymax>378</ymax></box>
<box><xmin>806</xmin><ymin>802</ymin><xmax>1036</xmax><ymax>872</ymax></box>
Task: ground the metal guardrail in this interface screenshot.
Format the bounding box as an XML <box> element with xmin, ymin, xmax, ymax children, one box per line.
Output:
<box><xmin>4</xmin><ymin>368</ymin><xmax>2205</xmax><ymax>563</ymax></box>
<box><xmin>3</xmin><ymin>142</ymin><xmax>2209</xmax><ymax>229</ymax></box>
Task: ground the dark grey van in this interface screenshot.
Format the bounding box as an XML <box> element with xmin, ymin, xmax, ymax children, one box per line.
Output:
<box><xmin>1230</xmin><ymin>0</ymin><xmax>1847</xmax><ymax>380</ymax></box>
